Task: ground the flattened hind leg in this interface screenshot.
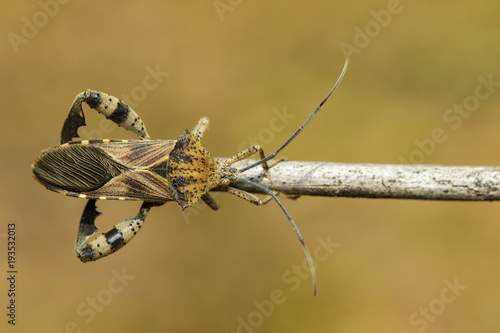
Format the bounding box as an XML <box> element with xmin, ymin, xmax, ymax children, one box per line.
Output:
<box><xmin>75</xmin><ymin>200</ymin><xmax>101</xmax><ymax>254</ymax></box>
<box><xmin>61</xmin><ymin>90</ymin><xmax>150</xmax><ymax>144</ymax></box>
<box><xmin>75</xmin><ymin>200</ymin><xmax>160</xmax><ymax>262</ymax></box>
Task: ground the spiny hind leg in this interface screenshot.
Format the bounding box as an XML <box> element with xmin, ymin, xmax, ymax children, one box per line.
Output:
<box><xmin>75</xmin><ymin>200</ymin><xmax>160</xmax><ymax>262</ymax></box>
<box><xmin>61</xmin><ymin>90</ymin><xmax>150</xmax><ymax>144</ymax></box>
<box><xmin>224</xmin><ymin>145</ymin><xmax>285</xmax><ymax>170</ymax></box>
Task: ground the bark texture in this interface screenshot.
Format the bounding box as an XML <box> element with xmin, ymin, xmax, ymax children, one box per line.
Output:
<box><xmin>224</xmin><ymin>159</ymin><xmax>500</xmax><ymax>201</ymax></box>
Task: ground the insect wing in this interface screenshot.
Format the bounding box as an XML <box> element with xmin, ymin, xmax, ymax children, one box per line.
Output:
<box><xmin>32</xmin><ymin>144</ymin><xmax>124</xmax><ymax>192</ymax></box>
<box><xmin>33</xmin><ymin>140</ymin><xmax>177</xmax><ymax>202</ymax></box>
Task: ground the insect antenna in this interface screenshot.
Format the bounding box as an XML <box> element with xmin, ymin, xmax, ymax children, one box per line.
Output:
<box><xmin>236</xmin><ymin>177</ymin><xmax>318</xmax><ymax>295</ymax></box>
<box><xmin>235</xmin><ymin>59</ymin><xmax>349</xmax><ymax>294</ymax></box>
<box><xmin>239</xmin><ymin>58</ymin><xmax>349</xmax><ymax>173</ymax></box>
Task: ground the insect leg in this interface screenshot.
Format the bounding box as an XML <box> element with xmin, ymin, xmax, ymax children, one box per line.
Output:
<box><xmin>225</xmin><ymin>145</ymin><xmax>285</xmax><ymax>170</ymax></box>
<box><xmin>61</xmin><ymin>90</ymin><xmax>150</xmax><ymax>144</ymax></box>
<box><xmin>225</xmin><ymin>145</ymin><xmax>266</xmax><ymax>167</ymax></box>
<box><xmin>201</xmin><ymin>193</ymin><xmax>220</xmax><ymax>210</ymax></box>
<box><xmin>75</xmin><ymin>200</ymin><xmax>160</xmax><ymax>263</ymax></box>
<box><xmin>218</xmin><ymin>186</ymin><xmax>274</xmax><ymax>206</ymax></box>
<box><xmin>236</xmin><ymin>178</ymin><xmax>317</xmax><ymax>295</ymax></box>
<box><xmin>75</xmin><ymin>200</ymin><xmax>101</xmax><ymax>255</ymax></box>
<box><xmin>191</xmin><ymin>117</ymin><xmax>210</xmax><ymax>141</ymax></box>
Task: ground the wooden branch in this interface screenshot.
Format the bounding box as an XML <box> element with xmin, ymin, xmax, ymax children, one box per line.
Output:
<box><xmin>220</xmin><ymin>159</ymin><xmax>500</xmax><ymax>201</ymax></box>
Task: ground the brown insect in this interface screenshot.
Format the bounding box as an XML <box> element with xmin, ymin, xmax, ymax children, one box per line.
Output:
<box><xmin>32</xmin><ymin>59</ymin><xmax>349</xmax><ymax>294</ymax></box>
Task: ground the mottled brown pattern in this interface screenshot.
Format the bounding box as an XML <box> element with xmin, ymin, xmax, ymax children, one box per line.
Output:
<box><xmin>167</xmin><ymin>131</ymin><xmax>222</xmax><ymax>209</ymax></box>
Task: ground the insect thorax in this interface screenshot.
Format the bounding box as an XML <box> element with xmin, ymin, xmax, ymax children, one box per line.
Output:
<box><xmin>167</xmin><ymin>130</ymin><xmax>222</xmax><ymax>209</ymax></box>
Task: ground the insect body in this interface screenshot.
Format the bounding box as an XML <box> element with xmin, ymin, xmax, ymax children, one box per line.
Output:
<box><xmin>32</xmin><ymin>60</ymin><xmax>349</xmax><ymax>294</ymax></box>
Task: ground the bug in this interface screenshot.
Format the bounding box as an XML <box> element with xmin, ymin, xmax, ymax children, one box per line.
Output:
<box><xmin>32</xmin><ymin>59</ymin><xmax>349</xmax><ymax>294</ymax></box>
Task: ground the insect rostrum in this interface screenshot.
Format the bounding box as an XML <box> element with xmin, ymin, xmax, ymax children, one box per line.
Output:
<box><xmin>32</xmin><ymin>59</ymin><xmax>349</xmax><ymax>294</ymax></box>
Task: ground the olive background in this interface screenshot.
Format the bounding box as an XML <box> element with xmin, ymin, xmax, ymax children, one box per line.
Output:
<box><xmin>2</xmin><ymin>1</ymin><xmax>500</xmax><ymax>332</ymax></box>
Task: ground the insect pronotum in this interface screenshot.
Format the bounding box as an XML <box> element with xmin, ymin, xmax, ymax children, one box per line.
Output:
<box><xmin>32</xmin><ymin>59</ymin><xmax>349</xmax><ymax>294</ymax></box>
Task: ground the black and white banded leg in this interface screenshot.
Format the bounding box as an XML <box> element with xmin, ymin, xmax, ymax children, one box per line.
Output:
<box><xmin>61</xmin><ymin>89</ymin><xmax>150</xmax><ymax>144</ymax></box>
<box><xmin>60</xmin><ymin>90</ymin><xmax>155</xmax><ymax>262</ymax></box>
<box><xmin>75</xmin><ymin>200</ymin><xmax>161</xmax><ymax>262</ymax></box>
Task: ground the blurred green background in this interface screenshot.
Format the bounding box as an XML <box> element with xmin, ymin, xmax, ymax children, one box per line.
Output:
<box><xmin>2</xmin><ymin>1</ymin><xmax>500</xmax><ymax>332</ymax></box>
